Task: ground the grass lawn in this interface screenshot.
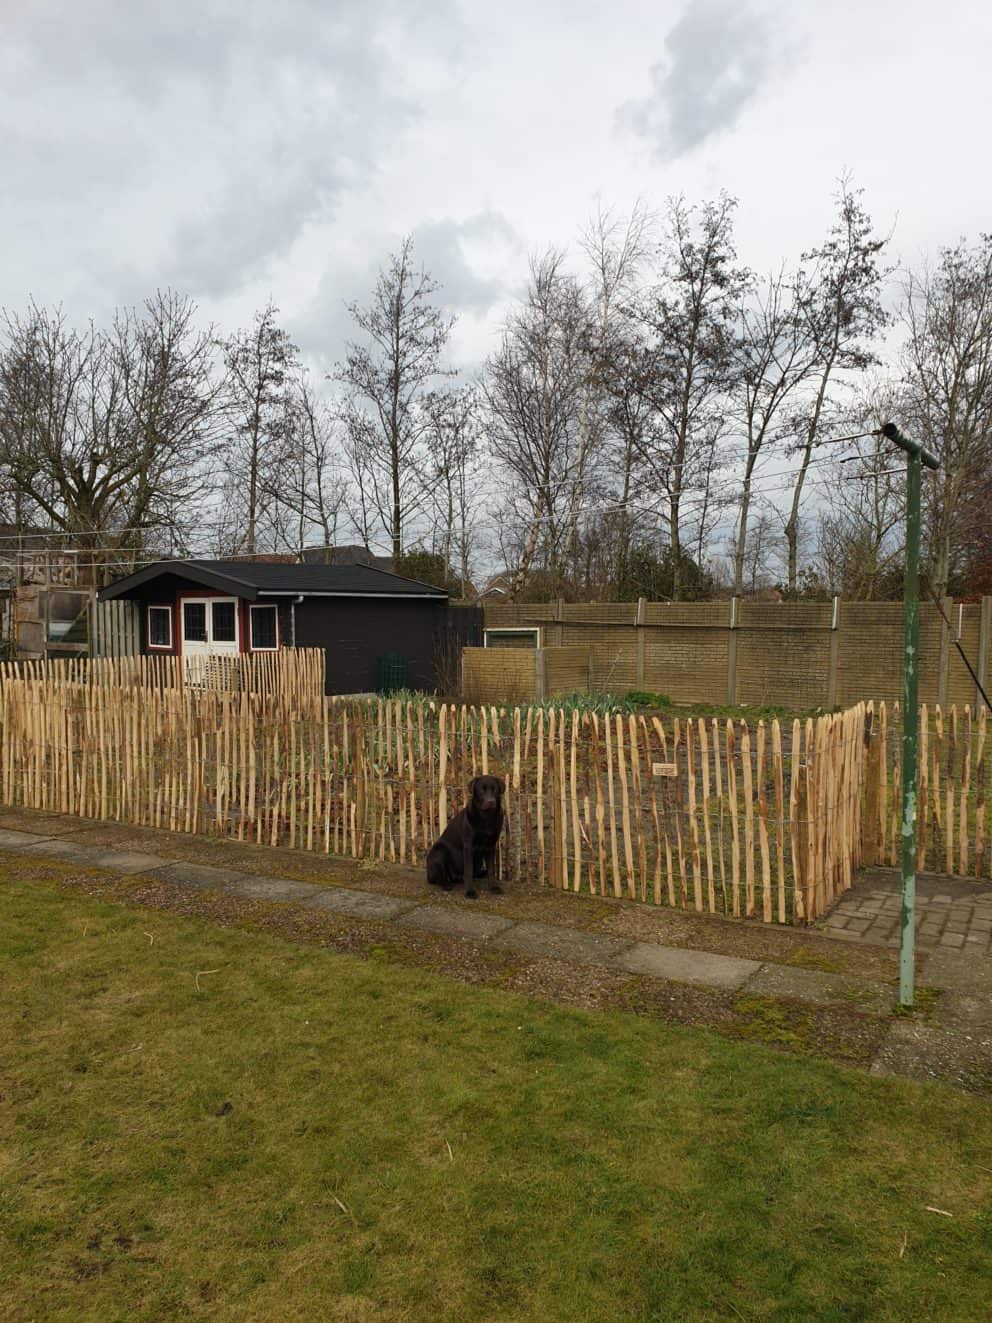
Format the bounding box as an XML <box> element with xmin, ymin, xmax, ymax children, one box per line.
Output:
<box><xmin>2</xmin><ymin>874</ymin><xmax>991</xmax><ymax>1322</ymax></box>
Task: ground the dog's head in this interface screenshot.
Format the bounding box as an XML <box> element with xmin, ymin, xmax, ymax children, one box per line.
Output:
<box><xmin>468</xmin><ymin>775</ymin><xmax>505</xmax><ymax>815</ymax></box>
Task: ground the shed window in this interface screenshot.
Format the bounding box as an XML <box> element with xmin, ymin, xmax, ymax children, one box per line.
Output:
<box><xmin>211</xmin><ymin>600</ymin><xmax>237</xmax><ymax>643</ymax></box>
<box><xmin>250</xmin><ymin>604</ymin><xmax>278</xmax><ymax>651</ymax></box>
<box><xmin>147</xmin><ymin>606</ymin><xmax>172</xmax><ymax>649</ymax></box>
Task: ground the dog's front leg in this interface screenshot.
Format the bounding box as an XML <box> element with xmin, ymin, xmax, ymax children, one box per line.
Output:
<box><xmin>463</xmin><ymin>820</ymin><xmax>478</xmax><ymax>898</ymax></box>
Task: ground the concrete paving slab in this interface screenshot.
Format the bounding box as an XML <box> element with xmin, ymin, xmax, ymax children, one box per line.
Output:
<box><xmin>612</xmin><ymin>942</ymin><xmax>761</xmax><ymax>990</ymax></box>
<box><xmin>305</xmin><ymin>888</ymin><xmax>417</xmax><ymax>920</ymax></box>
<box><xmin>493</xmin><ymin>921</ymin><xmax>629</xmax><ymax>967</ymax></box>
<box><xmin>79</xmin><ymin>849</ymin><xmax>168</xmax><ymax>875</ymax></box>
<box><xmin>142</xmin><ymin>862</ymin><xmax>249</xmax><ymax>891</ymax></box>
<box><xmin>744</xmin><ymin>964</ymin><xmax>895</xmax><ymax>1015</ymax></box>
<box><xmin>396</xmin><ymin>905</ymin><xmax>514</xmax><ymax>941</ymax></box>
<box><xmin>0</xmin><ymin>829</ymin><xmax>55</xmax><ymax>848</ymax></box>
<box><xmin>19</xmin><ymin>839</ymin><xmax>105</xmax><ymax>865</ymax></box>
<box><xmin>223</xmin><ymin>875</ymin><xmax>324</xmax><ymax>904</ymax></box>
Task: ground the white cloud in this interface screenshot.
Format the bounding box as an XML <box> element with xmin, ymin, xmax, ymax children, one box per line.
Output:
<box><xmin>619</xmin><ymin>0</ymin><xmax>792</xmax><ymax>159</ymax></box>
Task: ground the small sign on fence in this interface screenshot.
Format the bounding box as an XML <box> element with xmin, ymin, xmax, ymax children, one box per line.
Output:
<box><xmin>652</xmin><ymin>762</ymin><xmax>678</xmax><ymax>778</ymax></box>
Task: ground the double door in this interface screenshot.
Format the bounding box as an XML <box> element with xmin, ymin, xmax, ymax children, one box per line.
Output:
<box><xmin>181</xmin><ymin>597</ymin><xmax>239</xmax><ymax>684</ymax></box>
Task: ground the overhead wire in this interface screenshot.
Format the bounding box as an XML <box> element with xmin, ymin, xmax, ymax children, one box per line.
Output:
<box><xmin>0</xmin><ymin>426</ymin><xmax>932</xmax><ymax>569</ymax></box>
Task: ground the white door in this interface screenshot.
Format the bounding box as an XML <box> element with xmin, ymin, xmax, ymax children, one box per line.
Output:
<box><xmin>181</xmin><ymin>597</ymin><xmax>240</xmax><ymax>686</ymax></box>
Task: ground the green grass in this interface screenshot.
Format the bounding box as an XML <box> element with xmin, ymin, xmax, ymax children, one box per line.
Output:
<box><xmin>626</xmin><ymin>691</ymin><xmax>836</xmax><ymax>722</ymax></box>
<box><xmin>2</xmin><ymin>877</ymin><xmax>991</xmax><ymax>1322</ymax></box>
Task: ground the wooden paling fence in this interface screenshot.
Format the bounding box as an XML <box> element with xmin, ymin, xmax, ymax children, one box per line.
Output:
<box><xmin>0</xmin><ymin>649</ymin><xmax>325</xmax><ymax>713</ymax></box>
<box><xmin>870</xmin><ymin>702</ymin><xmax>992</xmax><ymax>880</ymax></box>
<box><xmin>0</xmin><ymin>658</ymin><xmax>873</xmax><ymax>922</ymax></box>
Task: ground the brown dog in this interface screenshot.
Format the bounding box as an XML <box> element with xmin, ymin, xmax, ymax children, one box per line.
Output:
<box><xmin>426</xmin><ymin>775</ymin><xmax>505</xmax><ymax>898</ymax></box>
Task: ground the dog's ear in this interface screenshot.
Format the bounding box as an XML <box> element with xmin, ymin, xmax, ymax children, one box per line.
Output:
<box><xmin>496</xmin><ymin>777</ymin><xmax>506</xmax><ymax>794</ymax></box>
<box><xmin>468</xmin><ymin>777</ymin><xmax>480</xmax><ymax>799</ymax></box>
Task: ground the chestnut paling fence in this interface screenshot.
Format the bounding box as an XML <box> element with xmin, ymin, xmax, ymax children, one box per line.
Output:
<box><xmin>0</xmin><ymin>649</ymin><xmax>326</xmax><ymax>711</ymax></box>
<box><xmin>0</xmin><ymin>654</ymin><xmax>987</xmax><ymax>923</ymax></box>
<box><xmin>0</xmin><ymin>656</ymin><xmax>865</xmax><ymax>924</ymax></box>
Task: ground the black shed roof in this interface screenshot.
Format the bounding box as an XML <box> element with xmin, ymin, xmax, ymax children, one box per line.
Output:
<box><xmin>98</xmin><ymin>559</ymin><xmax>448</xmax><ymax>602</ymax></box>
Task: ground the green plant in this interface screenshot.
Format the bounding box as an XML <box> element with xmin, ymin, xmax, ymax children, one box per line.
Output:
<box><xmin>626</xmin><ymin>690</ymin><xmax>674</xmax><ymax>709</ymax></box>
<box><xmin>535</xmin><ymin>692</ymin><xmax>637</xmax><ymax>716</ymax></box>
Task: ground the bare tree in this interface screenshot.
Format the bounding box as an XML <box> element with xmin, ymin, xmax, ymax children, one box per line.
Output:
<box><xmin>558</xmin><ymin>202</ymin><xmax>654</xmax><ymax>574</ymax></box>
<box><xmin>624</xmin><ymin>194</ymin><xmax>749</xmax><ymax>599</ymax></box>
<box><xmin>737</xmin><ymin>510</ymin><xmax>779</xmax><ymax>596</ymax></box>
<box><xmin>484</xmin><ymin>250</ymin><xmax>588</xmax><ymax>598</ymax></box>
<box><xmin>335</xmin><ymin>237</ymin><xmax>455</xmax><ymax>559</ymax></box>
<box><xmin>813</xmin><ymin>426</ymin><xmax>905</xmax><ymax>598</ymax></box>
<box><xmin>782</xmin><ymin>180</ymin><xmax>891</xmax><ymax>592</ymax></box>
<box><xmin>422</xmin><ymin>386</ymin><xmax>481</xmax><ymax>595</ymax></box>
<box><xmin>730</xmin><ymin>269</ymin><xmax>818</xmax><ymax>596</ymax></box>
<box><xmin>268</xmin><ymin>374</ymin><xmax>349</xmax><ymax>554</ymax></box>
<box><xmin>902</xmin><ymin>235</ymin><xmax>992</xmax><ymax>597</ymax></box>
<box><xmin>220</xmin><ymin>302</ymin><xmax>299</xmax><ymax>555</ymax></box>
<box><xmin>0</xmin><ymin>292</ymin><xmax>222</xmax><ymax>583</ymax></box>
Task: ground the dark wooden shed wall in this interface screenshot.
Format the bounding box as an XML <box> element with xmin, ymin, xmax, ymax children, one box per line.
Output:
<box><xmin>293</xmin><ymin>597</ymin><xmax>448</xmax><ymax>694</ymax></box>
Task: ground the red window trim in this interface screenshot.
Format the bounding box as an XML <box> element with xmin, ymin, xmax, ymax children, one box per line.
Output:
<box><xmin>249</xmin><ymin>603</ymin><xmax>280</xmax><ymax>652</ymax></box>
<box><xmin>147</xmin><ymin>604</ymin><xmax>173</xmax><ymax>650</ymax></box>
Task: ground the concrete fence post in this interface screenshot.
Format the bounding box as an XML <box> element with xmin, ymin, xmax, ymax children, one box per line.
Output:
<box><xmin>535</xmin><ymin>648</ymin><xmax>548</xmax><ymax>701</ymax></box>
<box><xmin>726</xmin><ymin>596</ymin><xmax>739</xmax><ymax>706</ymax></box>
<box><xmin>635</xmin><ymin>597</ymin><xmax>646</xmax><ymax>689</ymax></box>
<box><xmin>977</xmin><ymin>596</ymin><xmax>992</xmax><ymax>711</ymax></box>
<box><xmin>937</xmin><ymin>595</ymin><xmax>953</xmax><ymax>709</ymax></box>
<box><xmin>826</xmin><ymin>595</ymin><xmax>841</xmax><ymax>709</ymax></box>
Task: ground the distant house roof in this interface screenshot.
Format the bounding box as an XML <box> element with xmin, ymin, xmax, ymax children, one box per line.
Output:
<box><xmin>98</xmin><ymin>559</ymin><xmax>447</xmax><ymax>602</ymax></box>
<box><xmin>300</xmin><ymin>544</ymin><xmax>393</xmax><ymax>572</ymax></box>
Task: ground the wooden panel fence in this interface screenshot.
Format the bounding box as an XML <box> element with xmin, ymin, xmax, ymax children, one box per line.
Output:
<box><xmin>482</xmin><ymin>597</ymin><xmax>992</xmax><ymax>712</ymax></box>
<box><xmin>90</xmin><ymin>599</ymin><xmax>140</xmax><ymax>658</ymax></box>
<box><xmin>0</xmin><ymin>654</ymin><xmax>877</xmax><ymax>923</ymax></box>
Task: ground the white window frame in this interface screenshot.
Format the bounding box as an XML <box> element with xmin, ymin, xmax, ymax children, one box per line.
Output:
<box><xmin>249</xmin><ymin>603</ymin><xmax>280</xmax><ymax>652</ymax></box>
<box><xmin>147</xmin><ymin>604</ymin><xmax>173</xmax><ymax>650</ymax></box>
<box><xmin>483</xmin><ymin>627</ymin><xmax>542</xmax><ymax>648</ymax></box>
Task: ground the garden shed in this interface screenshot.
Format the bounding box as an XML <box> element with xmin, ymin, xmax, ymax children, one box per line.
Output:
<box><xmin>97</xmin><ymin>559</ymin><xmax>450</xmax><ymax>693</ymax></box>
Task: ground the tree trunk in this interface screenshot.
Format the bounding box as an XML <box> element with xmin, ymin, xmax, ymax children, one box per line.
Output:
<box><xmin>669</xmin><ymin>491</ymin><xmax>682</xmax><ymax>600</ymax></box>
<box><xmin>561</xmin><ymin>385</ymin><xmax>591</xmax><ymax>577</ymax></box>
<box><xmin>508</xmin><ymin>512</ymin><xmax>541</xmax><ymax>602</ymax></box>
<box><xmin>733</xmin><ymin>473</ymin><xmax>753</xmax><ymax>598</ymax></box>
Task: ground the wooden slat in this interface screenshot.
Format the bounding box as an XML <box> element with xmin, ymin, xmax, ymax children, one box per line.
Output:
<box><xmin>698</xmin><ymin>718</ymin><xmax>715</xmax><ymax>914</ymax></box>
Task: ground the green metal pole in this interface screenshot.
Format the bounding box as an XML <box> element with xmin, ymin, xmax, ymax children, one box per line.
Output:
<box><xmin>899</xmin><ymin>448</ymin><xmax>921</xmax><ymax>1007</ymax></box>
<box><xmin>881</xmin><ymin>421</ymin><xmax>937</xmax><ymax>1008</ymax></box>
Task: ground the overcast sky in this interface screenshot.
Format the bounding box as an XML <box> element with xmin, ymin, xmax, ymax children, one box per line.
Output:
<box><xmin>4</xmin><ymin>0</ymin><xmax>989</xmax><ymax>376</ymax></box>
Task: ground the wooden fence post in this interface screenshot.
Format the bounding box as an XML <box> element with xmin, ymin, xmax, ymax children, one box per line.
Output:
<box><xmin>863</xmin><ymin>705</ymin><xmax>881</xmax><ymax>866</ymax></box>
<box><xmin>826</xmin><ymin>595</ymin><xmax>841</xmax><ymax>710</ymax></box>
<box><xmin>635</xmin><ymin>597</ymin><xmax>646</xmax><ymax>689</ymax></box>
<box><xmin>726</xmin><ymin>596</ymin><xmax>739</xmax><ymax>706</ymax></box>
